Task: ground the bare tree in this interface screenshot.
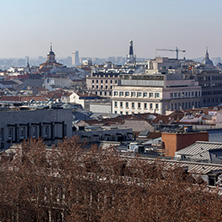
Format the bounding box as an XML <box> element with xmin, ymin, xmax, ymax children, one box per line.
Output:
<box><xmin>0</xmin><ymin>137</ymin><xmax>222</xmax><ymax>221</ymax></box>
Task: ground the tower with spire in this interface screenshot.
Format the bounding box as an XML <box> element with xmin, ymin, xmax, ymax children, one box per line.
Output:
<box><xmin>39</xmin><ymin>43</ymin><xmax>63</xmax><ymax>73</ymax></box>
<box><xmin>46</xmin><ymin>42</ymin><xmax>56</xmax><ymax>63</ymax></box>
<box><xmin>202</xmin><ymin>47</ymin><xmax>214</xmax><ymax>66</ymax></box>
<box><xmin>126</xmin><ymin>40</ymin><xmax>136</xmax><ymax>64</ymax></box>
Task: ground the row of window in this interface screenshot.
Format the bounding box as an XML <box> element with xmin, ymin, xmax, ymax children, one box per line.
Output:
<box><xmin>113</xmin><ymin>91</ymin><xmax>160</xmax><ymax>98</ymax></box>
<box><xmin>92</xmin><ymin>85</ymin><xmax>112</xmax><ymax>89</ymax></box>
<box><xmin>92</xmin><ymin>79</ymin><xmax>118</xmax><ymax>84</ymax></box>
<box><xmin>92</xmin><ymin>74</ymin><xmax>118</xmax><ymax>78</ymax></box>
<box><xmin>114</xmin><ymin>110</ymin><xmax>157</xmax><ymax>115</ymax></box>
<box><xmin>170</xmin><ymin>91</ymin><xmax>201</xmax><ymax>98</ymax></box>
<box><xmin>170</xmin><ymin>101</ymin><xmax>201</xmax><ymax>110</ymax></box>
<box><xmin>202</xmin><ymin>91</ymin><xmax>222</xmax><ymax>96</ymax></box>
<box><xmin>212</xmin><ymin>76</ymin><xmax>222</xmax><ymax>80</ymax></box>
<box><xmin>197</xmin><ymin>76</ymin><xmax>222</xmax><ymax>81</ymax></box>
<box><xmin>114</xmin><ymin>101</ymin><xmax>159</xmax><ymax>110</ymax></box>
<box><xmin>8</xmin><ymin>126</ymin><xmax>50</xmax><ymax>140</ymax></box>
<box><xmin>203</xmin><ymin>98</ymin><xmax>222</xmax><ymax>104</ymax></box>
<box><xmin>201</xmin><ymin>83</ymin><xmax>222</xmax><ymax>88</ymax></box>
<box><xmin>95</xmin><ymin>91</ymin><xmax>112</xmax><ymax>96</ymax></box>
<box><xmin>198</xmin><ymin>76</ymin><xmax>211</xmax><ymax>81</ymax></box>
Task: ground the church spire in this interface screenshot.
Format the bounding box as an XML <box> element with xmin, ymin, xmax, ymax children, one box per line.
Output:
<box><xmin>205</xmin><ymin>46</ymin><xmax>209</xmax><ymax>58</ymax></box>
<box><xmin>202</xmin><ymin>47</ymin><xmax>213</xmax><ymax>66</ymax></box>
<box><xmin>50</xmin><ymin>42</ymin><xmax>53</xmax><ymax>52</ymax></box>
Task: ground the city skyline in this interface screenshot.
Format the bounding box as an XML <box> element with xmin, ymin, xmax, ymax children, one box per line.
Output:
<box><xmin>0</xmin><ymin>0</ymin><xmax>221</xmax><ymax>59</ymax></box>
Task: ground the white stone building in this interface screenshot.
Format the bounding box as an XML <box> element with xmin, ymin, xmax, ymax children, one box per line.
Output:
<box><xmin>112</xmin><ymin>73</ymin><xmax>202</xmax><ymax>115</ymax></box>
<box><xmin>61</xmin><ymin>91</ymin><xmax>106</xmax><ymax>110</ymax></box>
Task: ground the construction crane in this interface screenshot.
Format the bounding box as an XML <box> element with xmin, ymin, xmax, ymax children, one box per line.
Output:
<box><xmin>156</xmin><ymin>47</ymin><xmax>186</xmax><ymax>60</ymax></box>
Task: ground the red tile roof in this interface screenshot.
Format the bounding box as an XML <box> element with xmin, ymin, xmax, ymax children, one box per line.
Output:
<box><xmin>0</xmin><ymin>95</ymin><xmax>47</xmax><ymax>102</ymax></box>
<box><xmin>152</xmin><ymin>115</ymin><xmax>172</xmax><ymax>124</ymax></box>
<box><xmin>0</xmin><ymin>96</ymin><xmax>21</xmax><ymax>102</ymax></box>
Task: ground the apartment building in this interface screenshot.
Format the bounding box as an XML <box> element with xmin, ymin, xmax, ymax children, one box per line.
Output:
<box><xmin>112</xmin><ymin>73</ymin><xmax>202</xmax><ymax>115</ymax></box>
<box><xmin>190</xmin><ymin>48</ymin><xmax>222</xmax><ymax>107</ymax></box>
<box><xmin>195</xmin><ymin>69</ymin><xmax>222</xmax><ymax>107</ymax></box>
<box><xmin>146</xmin><ymin>57</ymin><xmax>181</xmax><ymax>73</ymax></box>
<box><xmin>0</xmin><ymin>108</ymin><xmax>72</xmax><ymax>150</ymax></box>
<box><xmin>86</xmin><ymin>72</ymin><xmax>121</xmax><ymax>97</ymax></box>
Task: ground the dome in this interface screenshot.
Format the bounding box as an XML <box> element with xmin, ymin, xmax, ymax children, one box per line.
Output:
<box><xmin>202</xmin><ymin>48</ymin><xmax>214</xmax><ymax>66</ymax></box>
<box><xmin>48</xmin><ymin>50</ymin><xmax>55</xmax><ymax>56</ymax></box>
<box><xmin>202</xmin><ymin>57</ymin><xmax>214</xmax><ymax>66</ymax></box>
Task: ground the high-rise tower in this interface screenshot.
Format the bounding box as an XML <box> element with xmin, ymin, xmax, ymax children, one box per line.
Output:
<box><xmin>72</xmin><ymin>51</ymin><xmax>80</xmax><ymax>66</ymax></box>
<box><xmin>126</xmin><ymin>40</ymin><xmax>136</xmax><ymax>64</ymax></box>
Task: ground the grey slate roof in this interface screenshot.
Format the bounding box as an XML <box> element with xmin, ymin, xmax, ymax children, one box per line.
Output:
<box><xmin>175</xmin><ymin>141</ymin><xmax>222</xmax><ymax>164</ymax></box>
<box><xmin>0</xmin><ymin>80</ymin><xmax>18</xmax><ymax>85</ymax></box>
<box><xmin>176</xmin><ymin>141</ymin><xmax>222</xmax><ymax>157</ymax></box>
<box><xmin>125</xmin><ymin>156</ymin><xmax>222</xmax><ymax>175</ymax></box>
<box><xmin>20</xmin><ymin>79</ymin><xmax>44</xmax><ymax>88</ymax></box>
<box><xmin>163</xmin><ymin>160</ymin><xmax>222</xmax><ymax>175</ymax></box>
<box><xmin>209</xmin><ymin>130</ymin><xmax>222</xmax><ymax>142</ymax></box>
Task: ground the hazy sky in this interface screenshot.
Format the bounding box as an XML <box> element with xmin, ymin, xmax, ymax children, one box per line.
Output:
<box><xmin>0</xmin><ymin>0</ymin><xmax>221</xmax><ymax>59</ymax></box>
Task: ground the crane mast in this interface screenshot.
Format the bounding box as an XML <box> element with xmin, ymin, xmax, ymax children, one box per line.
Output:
<box><xmin>156</xmin><ymin>47</ymin><xmax>186</xmax><ymax>59</ymax></box>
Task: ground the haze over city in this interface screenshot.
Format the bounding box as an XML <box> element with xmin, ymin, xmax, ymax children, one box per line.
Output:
<box><xmin>0</xmin><ymin>0</ymin><xmax>221</xmax><ymax>59</ymax></box>
<box><xmin>2</xmin><ymin>0</ymin><xmax>222</xmax><ymax>221</ymax></box>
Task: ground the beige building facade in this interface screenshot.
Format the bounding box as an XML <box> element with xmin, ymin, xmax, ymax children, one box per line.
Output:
<box><xmin>112</xmin><ymin>74</ymin><xmax>202</xmax><ymax>115</ymax></box>
<box><xmin>86</xmin><ymin>72</ymin><xmax>120</xmax><ymax>97</ymax></box>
